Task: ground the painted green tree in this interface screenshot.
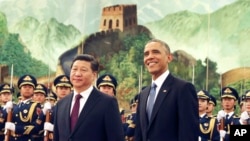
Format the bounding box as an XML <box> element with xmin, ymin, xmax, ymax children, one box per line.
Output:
<box><xmin>0</xmin><ymin>33</ymin><xmax>52</xmax><ymax>77</ymax></box>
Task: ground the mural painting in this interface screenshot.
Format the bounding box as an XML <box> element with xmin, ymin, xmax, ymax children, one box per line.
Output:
<box><xmin>0</xmin><ymin>0</ymin><xmax>250</xmax><ymax>112</ymax></box>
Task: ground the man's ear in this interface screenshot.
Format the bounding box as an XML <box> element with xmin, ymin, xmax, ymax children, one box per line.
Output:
<box><xmin>167</xmin><ymin>54</ymin><xmax>173</xmax><ymax>63</ymax></box>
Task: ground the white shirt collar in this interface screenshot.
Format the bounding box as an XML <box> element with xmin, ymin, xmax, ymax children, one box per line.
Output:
<box><xmin>73</xmin><ymin>86</ymin><xmax>93</xmax><ymax>100</ymax></box>
<box><xmin>200</xmin><ymin>113</ymin><xmax>206</xmax><ymax>118</ymax></box>
<box><xmin>225</xmin><ymin>111</ymin><xmax>234</xmax><ymax>118</ymax></box>
<box><xmin>22</xmin><ymin>98</ymin><xmax>32</xmax><ymax>104</ymax></box>
<box><xmin>152</xmin><ymin>70</ymin><xmax>170</xmax><ymax>89</ymax></box>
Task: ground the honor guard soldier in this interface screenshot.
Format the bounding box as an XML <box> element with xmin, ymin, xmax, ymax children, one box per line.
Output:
<box><xmin>33</xmin><ymin>83</ymin><xmax>48</xmax><ymax>105</ymax></box>
<box><xmin>239</xmin><ymin>91</ymin><xmax>250</xmax><ymax>125</ymax></box>
<box><xmin>45</xmin><ymin>91</ymin><xmax>57</xmax><ymax>107</ymax></box>
<box><xmin>206</xmin><ymin>94</ymin><xmax>217</xmax><ymax>117</ymax></box>
<box><xmin>16</xmin><ymin>92</ymin><xmax>22</xmax><ymax>104</ymax></box>
<box><xmin>238</xmin><ymin>94</ymin><xmax>246</xmax><ymax>114</ymax></box>
<box><xmin>96</xmin><ymin>74</ymin><xmax>117</xmax><ymax>97</ymax></box>
<box><xmin>32</xmin><ymin>83</ymin><xmax>49</xmax><ymax>140</ymax></box>
<box><xmin>0</xmin><ymin>83</ymin><xmax>14</xmax><ymax>140</ymax></box>
<box><xmin>4</xmin><ymin>74</ymin><xmax>44</xmax><ymax>141</ymax></box>
<box><xmin>42</xmin><ymin>75</ymin><xmax>72</xmax><ymax>141</ymax></box>
<box><xmin>197</xmin><ymin>90</ymin><xmax>220</xmax><ymax>141</ymax></box>
<box><xmin>53</xmin><ymin>75</ymin><xmax>72</xmax><ymax>100</ymax></box>
<box><xmin>125</xmin><ymin>94</ymin><xmax>138</xmax><ymax>141</ymax></box>
<box><xmin>216</xmin><ymin>86</ymin><xmax>240</xmax><ymax>141</ymax></box>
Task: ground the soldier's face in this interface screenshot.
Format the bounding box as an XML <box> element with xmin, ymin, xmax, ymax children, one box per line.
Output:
<box><xmin>198</xmin><ymin>99</ymin><xmax>208</xmax><ymax>113</ymax></box>
<box><xmin>244</xmin><ymin>99</ymin><xmax>250</xmax><ymax>112</ymax></box>
<box><xmin>99</xmin><ymin>85</ymin><xmax>115</xmax><ymax>96</ymax></box>
<box><xmin>20</xmin><ymin>84</ymin><xmax>34</xmax><ymax>99</ymax></box>
<box><xmin>206</xmin><ymin>103</ymin><xmax>215</xmax><ymax>113</ymax></box>
<box><xmin>33</xmin><ymin>92</ymin><xmax>46</xmax><ymax>103</ymax></box>
<box><xmin>0</xmin><ymin>92</ymin><xmax>12</xmax><ymax>103</ymax></box>
<box><xmin>56</xmin><ymin>86</ymin><xmax>71</xmax><ymax>99</ymax></box>
<box><xmin>221</xmin><ymin>97</ymin><xmax>236</xmax><ymax>111</ymax></box>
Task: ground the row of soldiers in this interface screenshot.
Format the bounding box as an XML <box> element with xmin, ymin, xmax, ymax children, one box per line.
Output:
<box><xmin>2</xmin><ymin>73</ymin><xmax>249</xmax><ymax>141</ymax></box>
<box><xmin>0</xmin><ymin>74</ymin><xmax>73</xmax><ymax>141</ymax></box>
<box><xmin>0</xmin><ymin>73</ymin><xmax>135</xmax><ymax>141</ymax></box>
<box><xmin>197</xmin><ymin>86</ymin><xmax>250</xmax><ymax>141</ymax></box>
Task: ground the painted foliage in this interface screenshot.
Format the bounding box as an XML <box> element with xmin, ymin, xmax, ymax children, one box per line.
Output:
<box><xmin>0</xmin><ymin>0</ymin><xmax>249</xmax><ymax>109</ymax></box>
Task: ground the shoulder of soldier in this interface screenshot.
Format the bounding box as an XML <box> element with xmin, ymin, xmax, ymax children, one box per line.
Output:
<box><xmin>233</xmin><ymin>114</ymin><xmax>239</xmax><ymax>118</ymax></box>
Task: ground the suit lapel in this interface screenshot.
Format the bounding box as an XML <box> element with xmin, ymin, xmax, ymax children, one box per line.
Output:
<box><xmin>70</xmin><ymin>88</ymin><xmax>100</xmax><ymax>134</ymax></box>
<box><xmin>147</xmin><ymin>74</ymin><xmax>174</xmax><ymax>128</ymax></box>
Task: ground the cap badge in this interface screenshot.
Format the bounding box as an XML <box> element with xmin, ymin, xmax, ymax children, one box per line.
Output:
<box><xmin>3</xmin><ymin>85</ymin><xmax>10</xmax><ymax>89</ymax></box>
<box><xmin>60</xmin><ymin>76</ymin><xmax>69</xmax><ymax>82</ymax></box>
<box><xmin>103</xmin><ymin>75</ymin><xmax>111</xmax><ymax>81</ymax></box>
<box><xmin>23</xmin><ymin>76</ymin><xmax>32</xmax><ymax>81</ymax></box>
<box><xmin>36</xmin><ymin>84</ymin><xmax>43</xmax><ymax>89</ymax></box>
<box><xmin>224</xmin><ymin>88</ymin><xmax>232</xmax><ymax>94</ymax></box>
<box><xmin>198</xmin><ymin>91</ymin><xmax>205</xmax><ymax>95</ymax></box>
<box><xmin>246</xmin><ymin>91</ymin><xmax>250</xmax><ymax>96</ymax></box>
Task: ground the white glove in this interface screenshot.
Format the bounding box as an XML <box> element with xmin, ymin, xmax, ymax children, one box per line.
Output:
<box><xmin>219</xmin><ymin>130</ymin><xmax>226</xmax><ymax>138</ymax></box>
<box><xmin>217</xmin><ymin>110</ymin><xmax>226</xmax><ymax>121</ymax></box>
<box><xmin>5</xmin><ymin>122</ymin><xmax>15</xmax><ymax>131</ymax></box>
<box><xmin>44</xmin><ymin>122</ymin><xmax>54</xmax><ymax>132</ymax></box>
<box><xmin>5</xmin><ymin>101</ymin><xmax>13</xmax><ymax>112</ymax></box>
<box><xmin>240</xmin><ymin>111</ymin><xmax>249</xmax><ymax>124</ymax></box>
<box><xmin>42</xmin><ymin>102</ymin><xmax>52</xmax><ymax>115</ymax></box>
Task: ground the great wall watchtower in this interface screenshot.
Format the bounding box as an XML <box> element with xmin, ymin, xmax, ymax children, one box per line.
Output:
<box><xmin>99</xmin><ymin>4</ymin><xmax>137</xmax><ymax>32</ymax></box>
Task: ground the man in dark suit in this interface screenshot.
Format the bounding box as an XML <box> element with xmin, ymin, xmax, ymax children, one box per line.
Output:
<box><xmin>135</xmin><ymin>39</ymin><xmax>199</xmax><ymax>141</ymax></box>
<box><xmin>53</xmin><ymin>54</ymin><xmax>125</xmax><ymax>141</ymax></box>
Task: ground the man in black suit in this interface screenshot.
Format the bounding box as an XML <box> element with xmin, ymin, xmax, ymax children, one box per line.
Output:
<box><xmin>53</xmin><ymin>54</ymin><xmax>125</xmax><ymax>141</ymax></box>
<box><xmin>135</xmin><ymin>39</ymin><xmax>199</xmax><ymax>141</ymax></box>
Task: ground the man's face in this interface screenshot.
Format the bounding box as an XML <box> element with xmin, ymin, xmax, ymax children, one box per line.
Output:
<box><xmin>33</xmin><ymin>92</ymin><xmax>46</xmax><ymax>103</ymax></box>
<box><xmin>198</xmin><ymin>99</ymin><xmax>208</xmax><ymax>113</ymax></box>
<box><xmin>206</xmin><ymin>103</ymin><xmax>215</xmax><ymax>113</ymax></box>
<box><xmin>20</xmin><ymin>84</ymin><xmax>34</xmax><ymax>99</ymax></box>
<box><xmin>70</xmin><ymin>60</ymin><xmax>97</xmax><ymax>90</ymax></box>
<box><xmin>99</xmin><ymin>85</ymin><xmax>114</xmax><ymax>96</ymax></box>
<box><xmin>0</xmin><ymin>92</ymin><xmax>12</xmax><ymax>103</ymax></box>
<box><xmin>221</xmin><ymin>97</ymin><xmax>236</xmax><ymax>111</ymax></box>
<box><xmin>143</xmin><ymin>41</ymin><xmax>172</xmax><ymax>79</ymax></box>
<box><xmin>56</xmin><ymin>86</ymin><xmax>71</xmax><ymax>99</ymax></box>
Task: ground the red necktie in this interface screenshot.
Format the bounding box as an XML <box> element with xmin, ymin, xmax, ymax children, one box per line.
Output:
<box><xmin>70</xmin><ymin>94</ymin><xmax>82</xmax><ymax>131</ymax></box>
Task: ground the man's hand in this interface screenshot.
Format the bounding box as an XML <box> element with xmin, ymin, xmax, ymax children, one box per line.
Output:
<box><xmin>5</xmin><ymin>122</ymin><xmax>15</xmax><ymax>131</ymax></box>
<box><xmin>42</xmin><ymin>102</ymin><xmax>52</xmax><ymax>115</ymax></box>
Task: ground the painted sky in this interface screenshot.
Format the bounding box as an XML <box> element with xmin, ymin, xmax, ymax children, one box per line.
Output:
<box><xmin>1</xmin><ymin>0</ymin><xmax>246</xmax><ymax>73</ymax></box>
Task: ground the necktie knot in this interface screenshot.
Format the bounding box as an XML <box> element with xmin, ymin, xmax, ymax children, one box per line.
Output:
<box><xmin>151</xmin><ymin>83</ymin><xmax>157</xmax><ymax>89</ymax></box>
<box><xmin>19</xmin><ymin>102</ymin><xmax>24</xmax><ymax>107</ymax></box>
<box><xmin>75</xmin><ymin>94</ymin><xmax>82</xmax><ymax>100</ymax></box>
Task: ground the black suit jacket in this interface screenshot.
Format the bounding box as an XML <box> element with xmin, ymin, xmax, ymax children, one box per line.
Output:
<box><xmin>53</xmin><ymin>87</ymin><xmax>125</xmax><ymax>141</ymax></box>
<box><xmin>135</xmin><ymin>73</ymin><xmax>199</xmax><ymax>141</ymax></box>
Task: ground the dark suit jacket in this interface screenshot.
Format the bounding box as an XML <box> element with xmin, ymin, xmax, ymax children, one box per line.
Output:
<box><xmin>135</xmin><ymin>73</ymin><xmax>199</xmax><ymax>141</ymax></box>
<box><xmin>53</xmin><ymin>87</ymin><xmax>125</xmax><ymax>141</ymax></box>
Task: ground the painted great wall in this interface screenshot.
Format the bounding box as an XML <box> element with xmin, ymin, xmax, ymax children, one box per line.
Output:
<box><xmin>0</xmin><ymin>4</ymin><xmax>248</xmax><ymax>90</ymax></box>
